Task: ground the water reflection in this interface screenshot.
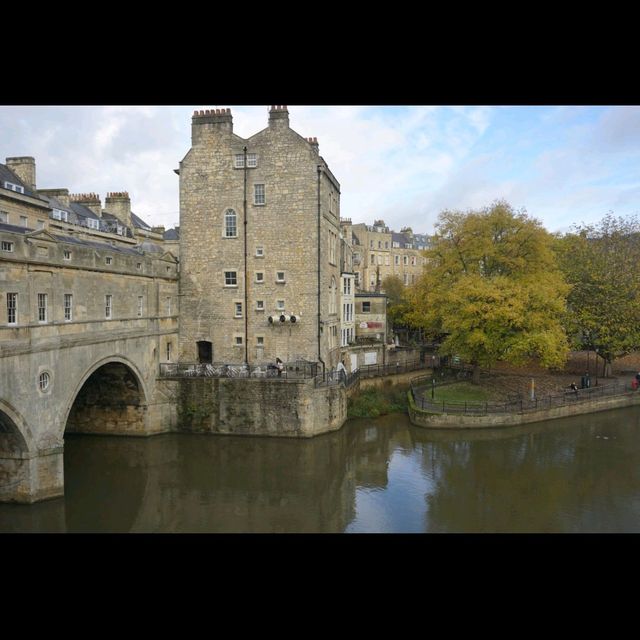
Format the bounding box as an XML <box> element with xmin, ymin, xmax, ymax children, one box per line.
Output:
<box><xmin>1</xmin><ymin>407</ymin><xmax>639</xmax><ymax>532</ymax></box>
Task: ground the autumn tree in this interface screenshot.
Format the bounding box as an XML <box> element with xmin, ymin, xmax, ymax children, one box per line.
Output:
<box><xmin>556</xmin><ymin>213</ymin><xmax>640</xmax><ymax>377</ymax></box>
<box><xmin>405</xmin><ymin>201</ymin><xmax>569</xmax><ymax>383</ymax></box>
<box><xmin>381</xmin><ymin>275</ymin><xmax>407</xmax><ymax>328</ymax></box>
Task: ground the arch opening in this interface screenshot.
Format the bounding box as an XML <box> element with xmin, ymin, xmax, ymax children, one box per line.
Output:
<box><xmin>66</xmin><ymin>361</ymin><xmax>148</xmax><ymax>435</ymax></box>
<box><xmin>0</xmin><ymin>410</ymin><xmax>28</xmax><ymax>458</ymax></box>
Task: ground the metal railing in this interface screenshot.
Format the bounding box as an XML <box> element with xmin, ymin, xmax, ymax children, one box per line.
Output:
<box><xmin>410</xmin><ymin>375</ymin><xmax>638</xmax><ymax>415</ymax></box>
<box><xmin>159</xmin><ymin>361</ymin><xmax>319</xmax><ymax>380</ymax></box>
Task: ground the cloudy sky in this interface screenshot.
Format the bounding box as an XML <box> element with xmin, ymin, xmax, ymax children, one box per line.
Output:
<box><xmin>1</xmin><ymin>105</ymin><xmax>639</xmax><ymax>234</ymax></box>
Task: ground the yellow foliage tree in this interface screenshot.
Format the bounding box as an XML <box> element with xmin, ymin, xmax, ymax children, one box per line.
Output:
<box><xmin>405</xmin><ymin>201</ymin><xmax>569</xmax><ymax>383</ymax></box>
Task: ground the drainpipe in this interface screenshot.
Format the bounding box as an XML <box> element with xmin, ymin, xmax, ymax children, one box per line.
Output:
<box><xmin>243</xmin><ymin>146</ymin><xmax>249</xmax><ymax>368</ymax></box>
<box><xmin>317</xmin><ymin>165</ymin><xmax>325</xmax><ymax>381</ymax></box>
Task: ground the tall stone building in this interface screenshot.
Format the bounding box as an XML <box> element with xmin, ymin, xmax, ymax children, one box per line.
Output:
<box><xmin>177</xmin><ymin>106</ymin><xmax>342</xmax><ymax>368</ymax></box>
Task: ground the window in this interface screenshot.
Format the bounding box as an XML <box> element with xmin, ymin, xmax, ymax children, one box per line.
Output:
<box><xmin>256</xmin><ymin>300</ymin><xmax>265</xmax><ymax>311</ymax></box>
<box><xmin>395</xmin><ymin>255</ymin><xmax>399</xmax><ymax>265</ymax></box>
<box><xmin>256</xmin><ymin>246</ymin><xmax>264</xmax><ymax>258</ymax></box>
<box><xmin>276</xmin><ymin>271</ymin><xmax>285</xmax><ymax>283</ymax></box>
<box><xmin>6</xmin><ymin>292</ymin><xmax>17</xmax><ymax>325</ymax></box>
<box><xmin>385</xmin><ymin>242</ymin><xmax>389</xmax><ymax>249</ymax></box>
<box><xmin>0</xmin><ymin>211</ymin><xmax>7</xmax><ymax>223</ymax></box>
<box><xmin>404</xmin><ymin>256</ymin><xmax>408</xmax><ymax>265</ymax></box>
<box><xmin>166</xmin><ymin>266</ymin><xmax>171</xmax><ymax>273</ymax></box>
<box><xmin>411</xmin><ymin>256</ymin><xmax>416</xmax><ymax>266</ymax></box>
<box><xmin>234</xmin><ymin>154</ymin><xmax>245</xmax><ymax>168</ymax></box>
<box><xmin>20</xmin><ymin>216</ymin><xmax>28</xmax><ymax>227</ymax></box>
<box><xmin>106</xmin><ymin>256</ymin><xmax>113</xmax><ymax>265</ymax></box>
<box><xmin>256</xmin><ymin>272</ymin><xmax>264</xmax><ymax>283</ymax></box>
<box><xmin>4</xmin><ymin>181</ymin><xmax>24</xmax><ymax>193</ymax></box>
<box><xmin>235</xmin><ymin>302</ymin><xmax>242</xmax><ymax>318</ymax></box>
<box><xmin>63</xmin><ymin>249</ymin><xmax>71</xmax><ymax>260</ymax></box>
<box><xmin>224</xmin><ymin>271</ymin><xmax>237</xmax><ymax>286</ymax></box>
<box><xmin>234</xmin><ymin>336</ymin><xmax>243</xmax><ymax>346</ymax></box>
<box><xmin>166</xmin><ymin>297</ymin><xmax>171</xmax><ymax>315</ymax></box>
<box><xmin>404</xmin><ymin>273</ymin><xmax>409</xmax><ymax>285</ymax></box>
<box><xmin>105</xmin><ymin>294</ymin><xmax>112</xmax><ymax>319</ymax></box>
<box><xmin>224</xmin><ymin>209</ymin><xmax>237</xmax><ymax>237</ymax></box>
<box><xmin>52</xmin><ymin>209</ymin><xmax>68</xmax><ymax>222</ymax></box>
<box><xmin>362</xmin><ymin>301</ymin><xmax>371</xmax><ymax>313</ymax></box>
<box><xmin>343</xmin><ymin>278</ymin><xmax>351</xmax><ymax>295</ymax></box>
<box><xmin>136</xmin><ymin>262</ymin><xmax>142</xmax><ymax>270</ymax></box>
<box><xmin>256</xmin><ymin>336</ymin><xmax>264</xmax><ymax>346</ymax></box>
<box><xmin>137</xmin><ymin>296</ymin><xmax>144</xmax><ymax>317</ymax></box>
<box><xmin>38</xmin><ymin>372</ymin><xmax>50</xmax><ymax>392</ymax></box>
<box><xmin>87</xmin><ymin>218</ymin><xmax>100</xmax><ymax>230</ymax></box>
<box><xmin>38</xmin><ymin>293</ymin><xmax>47</xmax><ymax>322</ymax></box>
<box><xmin>2</xmin><ymin>241</ymin><xmax>14</xmax><ymax>252</ymax></box>
<box><xmin>329</xmin><ymin>276</ymin><xmax>337</xmax><ymax>315</ymax></box>
<box><xmin>254</xmin><ymin>184</ymin><xmax>265</xmax><ymax>205</ymax></box>
<box><xmin>370</xmin><ymin>253</ymin><xmax>375</xmax><ymax>264</ymax></box>
<box><xmin>378</xmin><ymin>241</ymin><xmax>382</xmax><ymax>249</ymax></box>
<box><xmin>166</xmin><ymin>342</ymin><xmax>172</xmax><ymax>361</ymax></box>
<box><xmin>247</xmin><ymin>153</ymin><xmax>257</xmax><ymax>167</ymax></box>
<box><xmin>64</xmin><ymin>294</ymin><xmax>72</xmax><ymax>321</ymax></box>
<box><xmin>369</xmin><ymin>240</ymin><xmax>373</xmax><ymax>248</ymax></box>
<box><xmin>276</xmin><ymin>300</ymin><xmax>285</xmax><ymax>311</ymax></box>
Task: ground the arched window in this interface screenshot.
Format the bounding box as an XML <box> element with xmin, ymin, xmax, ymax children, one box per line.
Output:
<box><xmin>224</xmin><ymin>209</ymin><xmax>237</xmax><ymax>238</ymax></box>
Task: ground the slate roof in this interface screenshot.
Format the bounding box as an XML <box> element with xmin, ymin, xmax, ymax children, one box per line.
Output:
<box><xmin>52</xmin><ymin>233</ymin><xmax>145</xmax><ymax>256</ymax></box>
<box><xmin>0</xmin><ymin>222</ymin><xmax>32</xmax><ymax>234</ymax></box>
<box><xmin>69</xmin><ymin>201</ymin><xmax>101</xmax><ymax>220</ymax></box>
<box><xmin>131</xmin><ymin>211</ymin><xmax>152</xmax><ymax>230</ymax></box>
<box><xmin>163</xmin><ymin>227</ymin><xmax>179</xmax><ymax>240</ymax></box>
<box><xmin>0</xmin><ymin>164</ymin><xmax>40</xmax><ymax>199</ymax></box>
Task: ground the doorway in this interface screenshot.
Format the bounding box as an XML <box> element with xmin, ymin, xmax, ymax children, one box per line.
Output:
<box><xmin>197</xmin><ymin>341</ymin><xmax>213</xmax><ymax>364</ymax></box>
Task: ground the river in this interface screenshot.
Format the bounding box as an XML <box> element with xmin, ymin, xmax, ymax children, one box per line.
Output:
<box><xmin>1</xmin><ymin>407</ymin><xmax>639</xmax><ymax>532</ymax></box>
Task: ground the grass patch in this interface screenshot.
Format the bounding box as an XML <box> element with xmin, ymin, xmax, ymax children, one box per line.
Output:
<box><xmin>429</xmin><ymin>381</ymin><xmax>491</xmax><ymax>403</ymax></box>
<box><xmin>348</xmin><ymin>385</ymin><xmax>409</xmax><ymax>418</ymax></box>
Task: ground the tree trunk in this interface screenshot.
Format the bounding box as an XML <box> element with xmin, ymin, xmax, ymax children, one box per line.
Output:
<box><xmin>603</xmin><ymin>358</ymin><xmax>612</xmax><ymax>379</ymax></box>
<box><xmin>472</xmin><ymin>364</ymin><xmax>481</xmax><ymax>385</ymax></box>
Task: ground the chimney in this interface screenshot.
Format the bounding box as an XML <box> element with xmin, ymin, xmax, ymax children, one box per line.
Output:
<box><xmin>6</xmin><ymin>156</ymin><xmax>36</xmax><ymax>191</ymax></box>
<box><xmin>191</xmin><ymin>108</ymin><xmax>233</xmax><ymax>145</ymax></box>
<box><xmin>152</xmin><ymin>225</ymin><xmax>165</xmax><ymax>235</ymax></box>
<box><xmin>104</xmin><ymin>192</ymin><xmax>132</xmax><ymax>227</ymax></box>
<box><xmin>305</xmin><ymin>136</ymin><xmax>319</xmax><ymax>154</ymax></box>
<box><xmin>38</xmin><ymin>188</ymin><xmax>70</xmax><ymax>208</ymax></box>
<box><xmin>70</xmin><ymin>192</ymin><xmax>102</xmax><ymax>218</ymax></box>
<box><xmin>268</xmin><ymin>105</ymin><xmax>289</xmax><ymax>128</ymax></box>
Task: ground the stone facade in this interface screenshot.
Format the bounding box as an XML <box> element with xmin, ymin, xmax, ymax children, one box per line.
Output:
<box><xmin>346</xmin><ymin>220</ymin><xmax>429</xmax><ymax>292</ymax></box>
<box><xmin>178</xmin><ymin>106</ymin><xmax>342</xmax><ymax>369</ymax></box>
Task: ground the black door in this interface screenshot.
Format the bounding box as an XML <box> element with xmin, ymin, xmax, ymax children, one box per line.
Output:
<box><xmin>197</xmin><ymin>341</ymin><xmax>213</xmax><ymax>364</ymax></box>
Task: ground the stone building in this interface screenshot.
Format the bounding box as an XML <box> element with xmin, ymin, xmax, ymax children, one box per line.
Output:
<box><xmin>177</xmin><ymin>106</ymin><xmax>342</xmax><ymax>369</ymax></box>
<box><xmin>346</xmin><ymin>220</ymin><xmax>430</xmax><ymax>292</ymax></box>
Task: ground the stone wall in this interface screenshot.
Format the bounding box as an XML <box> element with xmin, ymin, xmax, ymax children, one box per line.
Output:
<box><xmin>408</xmin><ymin>388</ymin><xmax>640</xmax><ymax>429</ymax></box>
<box><xmin>175</xmin><ymin>377</ymin><xmax>347</xmax><ymax>438</ymax></box>
<box><xmin>178</xmin><ymin>107</ymin><xmax>341</xmax><ymax>367</ymax></box>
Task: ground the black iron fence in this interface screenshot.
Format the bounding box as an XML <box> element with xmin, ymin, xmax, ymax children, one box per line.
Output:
<box><xmin>159</xmin><ymin>361</ymin><xmax>318</xmax><ymax>380</ymax></box>
<box><xmin>410</xmin><ymin>374</ymin><xmax>637</xmax><ymax>416</ymax></box>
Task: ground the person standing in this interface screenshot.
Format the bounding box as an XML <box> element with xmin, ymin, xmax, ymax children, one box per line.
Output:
<box><xmin>276</xmin><ymin>357</ymin><xmax>284</xmax><ymax>377</ymax></box>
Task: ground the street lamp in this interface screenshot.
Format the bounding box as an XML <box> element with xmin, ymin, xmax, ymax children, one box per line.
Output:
<box><xmin>595</xmin><ymin>347</ymin><xmax>599</xmax><ymax>386</ymax></box>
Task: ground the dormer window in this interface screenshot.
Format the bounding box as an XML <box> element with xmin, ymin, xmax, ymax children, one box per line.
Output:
<box><xmin>87</xmin><ymin>218</ymin><xmax>100</xmax><ymax>230</ymax></box>
<box><xmin>52</xmin><ymin>208</ymin><xmax>68</xmax><ymax>222</ymax></box>
<box><xmin>4</xmin><ymin>181</ymin><xmax>24</xmax><ymax>194</ymax></box>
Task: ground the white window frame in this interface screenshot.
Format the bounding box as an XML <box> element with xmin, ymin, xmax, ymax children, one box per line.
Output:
<box><xmin>4</xmin><ymin>181</ymin><xmax>24</xmax><ymax>193</ymax></box>
<box><xmin>234</xmin><ymin>154</ymin><xmax>245</xmax><ymax>168</ymax></box>
<box><xmin>224</xmin><ymin>209</ymin><xmax>237</xmax><ymax>238</ymax></box>
<box><xmin>38</xmin><ymin>293</ymin><xmax>48</xmax><ymax>323</ymax></box>
<box><xmin>254</xmin><ymin>183</ymin><xmax>265</xmax><ymax>206</ymax></box>
<box><xmin>234</xmin><ymin>335</ymin><xmax>243</xmax><ymax>346</ymax></box>
<box><xmin>247</xmin><ymin>153</ymin><xmax>257</xmax><ymax>167</ymax></box>
<box><xmin>105</xmin><ymin>294</ymin><xmax>112</xmax><ymax>319</ymax></box>
<box><xmin>38</xmin><ymin>371</ymin><xmax>50</xmax><ymax>392</ymax></box>
<box><xmin>105</xmin><ymin>256</ymin><xmax>113</xmax><ymax>265</ymax></box>
<box><xmin>87</xmin><ymin>218</ymin><xmax>100</xmax><ymax>230</ymax></box>
<box><xmin>276</xmin><ymin>271</ymin><xmax>286</xmax><ymax>283</ymax></box>
<box><xmin>255</xmin><ymin>272</ymin><xmax>264</xmax><ymax>283</ymax></box>
<box><xmin>256</xmin><ymin>336</ymin><xmax>264</xmax><ymax>346</ymax></box>
<box><xmin>234</xmin><ymin>302</ymin><xmax>243</xmax><ymax>318</ymax></box>
<box><xmin>63</xmin><ymin>249</ymin><xmax>72</xmax><ymax>261</ymax></box>
<box><xmin>6</xmin><ymin>292</ymin><xmax>17</xmax><ymax>325</ymax></box>
<box><xmin>137</xmin><ymin>295</ymin><xmax>144</xmax><ymax>317</ymax></box>
<box><xmin>166</xmin><ymin>296</ymin><xmax>172</xmax><ymax>315</ymax></box>
<box><xmin>0</xmin><ymin>211</ymin><xmax>7</xmax><ymax>223</ymax></box>
<box><xmin>19</xmin><ymin>216</ymin><xmax>28</xmax><ymax>227</ymax></box>
<box><xmin>224</xmin><ymin>271</ymin><xmax>238</xmax><ymax>287</ymax></box>
<box><xmin>166</xmin><ymin>342</ymin><xmax>172</xmax><ymax>361</ymax></box>
<box><xmin>255</xmin><ymin>246</ymin><xmax>264</xmax><ymax>258</ymax></box>
<box><xmin>276</xmin><ymin>300</ymin><xmax>285</xmax><ymax>311</ymax></box>
<box><xmin>64</xmin><ymin>293</ymin><xmax>73</xmax><ymax>322</ymax></box>
<box><xmin>256</xmin><ymin>300</ymin><xmax>265</xmax><ymax>311</ymax></box>
<box><xmin>1</xmin><ymin>241</ymin><xmax>14</xmax><ymax>252</ymax></box>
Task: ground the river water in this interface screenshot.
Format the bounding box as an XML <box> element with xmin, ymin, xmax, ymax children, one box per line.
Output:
<box><xmin>2</xmin><ymin>407</ymin><xmax>640</xmax><ymax>533</ymax></box>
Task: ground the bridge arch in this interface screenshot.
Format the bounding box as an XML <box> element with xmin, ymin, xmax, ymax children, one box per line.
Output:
<box><xmin>0</xmin><ymin>400</ymin><xmax>35</xmax><ymax>456</ymax></box>
<box><xmin>63</xmin><ymin>356</ymin><xmax>150</xmax><ymax>436</ymax></box>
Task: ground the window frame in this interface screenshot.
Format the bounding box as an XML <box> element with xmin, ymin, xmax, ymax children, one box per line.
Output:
<box><xmin>224</xmin><ymin>208</ymin><xmax>238</xmax><ymax>238</ymax></box>
<box><xmin>64</xmin><ymin>293</ymin><xmax>73</xmax><ymax>322</ymax></box>
<box><xmin>105</xmin><ymin>294</ymin><xmax>113</xmax><ymax>319</ymax></box>
<box><xmin>6</xmin><ymin>292</ymin><xmax>17</xmax><ymax>325</ymax></box>
<box><xmin>254</xmin><ymin>183</ymin><xmax>265</xmax><ymax>206</ymax></box>
<box><xmin>37</xmin><ymin>293</ymin><xmax>48</xmax><ymax>323</ymax></box>
<box><xmin>224</xmin><ymin>271</ymin><xmax>238</xmax><ymax>287</ymax></box>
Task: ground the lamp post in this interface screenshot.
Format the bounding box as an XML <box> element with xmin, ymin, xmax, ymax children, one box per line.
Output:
<box><xmin>595</xmin><ymin>347</ymin><xmax>599</xmax><ymax>386</ymax></box>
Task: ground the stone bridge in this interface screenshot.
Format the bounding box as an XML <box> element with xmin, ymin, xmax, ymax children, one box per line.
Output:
<box><xmin>0</xmin><ymin>317</ymin><xmax>178</xmax><ymax>503</ymax></box>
